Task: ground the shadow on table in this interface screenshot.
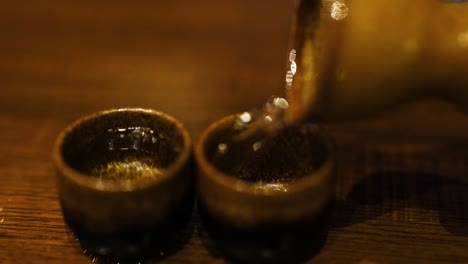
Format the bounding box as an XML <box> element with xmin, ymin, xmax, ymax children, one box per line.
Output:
<box><xmin>331</xmin><ymin>170</ymin><xmax>468</xmax><ymax>237</ymax></box>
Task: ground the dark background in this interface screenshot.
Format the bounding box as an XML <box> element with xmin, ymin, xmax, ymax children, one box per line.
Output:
<box><xmin>0</xmin><ymin>1</ymin><xmax>467</xmax><ymax>263</ymax></box>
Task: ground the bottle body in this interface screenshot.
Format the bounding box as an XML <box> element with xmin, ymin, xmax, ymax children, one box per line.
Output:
<box><xmin>286</xmin><ymin>0</ymin><xmax>468</xmax><ymax>123</ymax></box>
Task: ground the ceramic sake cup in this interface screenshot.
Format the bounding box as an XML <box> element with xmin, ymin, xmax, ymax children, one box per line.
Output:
<box><xmin>196</xmin><ymin>113</ymin><xmax>335</xmax><ymax>229</ymax></box>
<box><xmin>195</xmin><ymin>113</ymin><xmax>335</xmax><ymax>263</ymax></box>
<box><xmin>53</xmin><ymin>108</ymin><xmax>193</xmax><ymax>258</ymax></box>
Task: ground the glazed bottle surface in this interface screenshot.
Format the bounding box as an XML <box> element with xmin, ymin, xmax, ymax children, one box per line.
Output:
<box><xmin>286</xmin><ymin>0</ymin><xmax>468</xmax><ymax>123</ymax></box>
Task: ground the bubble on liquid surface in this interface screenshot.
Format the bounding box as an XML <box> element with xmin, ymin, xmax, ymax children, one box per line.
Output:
<box><xmin>217</xmin><ymin>143</ymin><xmax>228</xmax><ymax>154</ymax></box>
<box><xmin>252</xmin><ymin>141</ymin><xmax>263</xmax><ymax>152</ymax></box>
<box><xmin>330</xmin><ymin>1</ymin><xmax>348</xmax><ymax>20</ymax></box>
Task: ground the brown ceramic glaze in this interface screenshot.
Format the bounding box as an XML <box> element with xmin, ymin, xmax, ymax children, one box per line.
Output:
<box><xmin>53</xmin><ymin>108</ymin><xmax>193</xmax><ymax>238</ymax></box>
<box><xmin>195</xmin><ymin>114</ymin><xmax>335</xmax><ymax>230</ymax></box>
<box><xmin>286</xmin><ymin>0</ymin><xmax>468</xmax><ymax>123</ymax></box>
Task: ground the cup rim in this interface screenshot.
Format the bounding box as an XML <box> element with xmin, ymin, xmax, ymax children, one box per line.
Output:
<box><xmin>53</xmin><ymin>108</ymin><xmax>192</xmax><ymax>192</ymax></box>
<box><xmin>195</xmin><ymin>113</ymin><xmax>335</xmax><ymax>196</ymax></box>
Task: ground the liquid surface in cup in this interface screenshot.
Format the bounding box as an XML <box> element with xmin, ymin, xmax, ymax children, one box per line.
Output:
<box><xmin>87</xmin><ymin>126</ymin><xmax>177</xmax><ymax>181</ymax></box>
<box><xmin>61</xmin><ymin>112</ymin><xmax>184</xmax><ymax>182</ymax></box>
<box><xmin>209</xmin><ymin>123</ymin><xmax>328</xmax><ymax>192</ymax></box>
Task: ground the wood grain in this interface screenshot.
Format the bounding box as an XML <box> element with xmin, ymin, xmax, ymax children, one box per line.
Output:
<box><xmin>0</xmin><ymin>1</ymin><xmax>467</xmax><ymax>263</ymax></box>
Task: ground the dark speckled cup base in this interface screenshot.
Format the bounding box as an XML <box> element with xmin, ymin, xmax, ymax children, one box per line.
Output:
<box><xmin>198</xmin><ymin>199</ymin><xmax>333</xmax><ymax>264</ymax></box>
<box><xmin>62</xmin><ymin>192</ymin><xmax>194</xmax><ymax>263</ymax></box>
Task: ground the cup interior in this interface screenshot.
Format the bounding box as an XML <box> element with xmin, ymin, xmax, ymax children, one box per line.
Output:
<box><xmin>202</xmin><ymin>118</ymin><xmax>330</xmax><ymax>190</ymax></box>
<box><xmin>60</xmin><ymin>109</ymin><xmax>186</xmax><ymax>182</ymax></box>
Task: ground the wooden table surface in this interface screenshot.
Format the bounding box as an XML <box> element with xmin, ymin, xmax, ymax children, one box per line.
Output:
<box><xmin>1</xmin><ymin>1</ymin><xmax>467</xmax><ymax>263</ymax></box>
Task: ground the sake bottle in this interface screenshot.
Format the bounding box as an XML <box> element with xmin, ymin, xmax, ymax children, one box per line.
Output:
<box><xmin>285</xmin><ymin>0</ymin><xmax>468</xmax><ymax>123</ymax></box>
